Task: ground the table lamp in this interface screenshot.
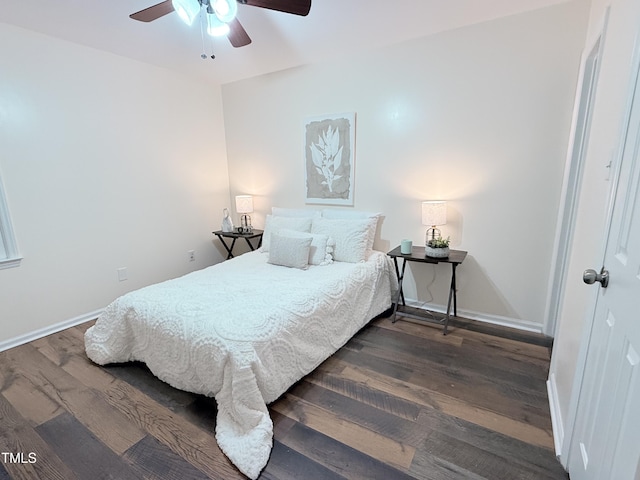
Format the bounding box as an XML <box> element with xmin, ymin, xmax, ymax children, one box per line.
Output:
<box><xmin>235</xmin><ymin>195</ymin><xmax>253</xmax><ymax>233</ymax></box>
<box><xmin>422</xmin><ymin>201</ymin><xmax>447</xmax><ymax>245</ymax></box>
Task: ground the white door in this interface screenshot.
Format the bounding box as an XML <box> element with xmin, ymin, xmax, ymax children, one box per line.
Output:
<box><xmin>567</xmin><ymin>50</ymin><xmax>640</xmax><ymax>479</ymax></box>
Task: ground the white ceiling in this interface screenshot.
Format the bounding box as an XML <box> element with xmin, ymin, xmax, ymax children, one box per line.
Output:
<box><xmin>0</xmin><ymin>0</ymin><xmax>571</xmax><ymax>85</ymax></box>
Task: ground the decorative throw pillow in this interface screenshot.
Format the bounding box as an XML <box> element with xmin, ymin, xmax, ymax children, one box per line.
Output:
<box><xmin>321</xmin><ymin>209</ymin><xmax>380</xmax><ymax>256</ymax></box>
<box><xmin>267</xmin><ymin>232</ymin><xmax>313</xmax><ymax>269</ymax></box>
<box><xmin>261</xmin><ymin>215</ymin><xmax>313</xmax><ymax>252</ymax></box>
<box><xmin>311</xmin><ymin>218</ymin><xmax>371</xmax><ymax>263</ymax></box>
<box><xmin>278</xmin><ymin>229</ymin><xmax>334</xmax><ymax>266</ymax></box>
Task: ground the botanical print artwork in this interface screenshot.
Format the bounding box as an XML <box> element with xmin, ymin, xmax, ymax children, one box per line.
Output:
<box><xmin>304</xmin><ymin>113</ymin><xmax>355</xmax><ymax>205</ymax></box>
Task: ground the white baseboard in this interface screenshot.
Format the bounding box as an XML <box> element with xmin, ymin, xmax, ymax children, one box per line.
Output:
<box><xmin>0</xmin><ymin>309</ymin><xmax>103</xmax><ymax>353</ymax></box>
<box><xmin>403</xmin><ymin>298</ymin><xmax>545</xmax><ymax>334</ymax></box>
<box><xmin>547</xmin><ymin>373</ymin><xmax>564</xmax><ymax>458</ymax></box>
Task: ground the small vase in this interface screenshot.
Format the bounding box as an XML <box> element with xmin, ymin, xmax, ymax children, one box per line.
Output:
<box><xmin>425</xmin><ymin>246</ymin><xmax>450</xmax><ymax>258</ymax></box>
<box><xmin>221</xmin><ymin>208</ymin><xmax>234</xmax><ymax>233</ymax></box>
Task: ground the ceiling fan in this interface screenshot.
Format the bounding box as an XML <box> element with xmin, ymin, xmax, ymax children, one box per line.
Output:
<box><xmin>130</xmin><ymin>0</ymin><xmax>312</xmax><ymax>48</ymax></box>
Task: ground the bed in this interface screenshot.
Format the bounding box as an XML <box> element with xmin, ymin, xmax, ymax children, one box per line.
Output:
<box><xmin>85</xmin><ymin>210</ymin><xmax>396</xmax><ymax>478</ymax></box>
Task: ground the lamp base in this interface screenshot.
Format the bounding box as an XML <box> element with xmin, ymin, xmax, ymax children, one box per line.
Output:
<box><xmin>238</xmin><ymin>214</ymin><xmax>253</xmax><ymax>234</ymax></box>
<box><xmin>425</xmin><ymin>227</ymin><xmax>441</xmax><ymax>246</ymax></box>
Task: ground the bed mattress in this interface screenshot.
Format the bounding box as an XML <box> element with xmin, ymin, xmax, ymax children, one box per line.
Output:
<box><xmin>85</xmin><ymin>250</ymin><xmax>395</xmax><ymax>478</ymax></box>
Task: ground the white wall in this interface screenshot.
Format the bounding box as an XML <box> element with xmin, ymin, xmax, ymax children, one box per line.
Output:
<box><xmin>0</xmin><ymin>24</ymin><xmax>230</xmax><ymax>346</ymax></box>
<box><xmin>221</xmin><ymin>1</ymin><xmax>588</xmax><ymax>330</ymax></box>
<box><xmin>548</xmin><ymin>0</ymin><xmax>640</xmax><ymax>460</ymax></box>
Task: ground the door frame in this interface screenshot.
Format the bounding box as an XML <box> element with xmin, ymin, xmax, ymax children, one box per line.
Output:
<box><xmin>544</xmin><ymin>15</ymin><xmax>608</xmax><ymax>338</ymax></box>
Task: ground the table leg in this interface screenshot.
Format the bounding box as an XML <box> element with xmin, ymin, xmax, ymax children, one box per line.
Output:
<box><xmin>218</xmin><ymin>237</ymin><xmax>238</xmax><ymax>259</ymax></box>
<box><xmin>452</xmin><ymin>263</ymin><xmax>458</xmax><ymax>316</ymax></box>
<box><xmin>443</xmin><ymin>263</ymin><xmax>457</xmax><ymax>335</ymax></box>
<box><xmin>228</xmin><ymin>238</ymin><xmax>239</xmax><ymax>258</ymax></box>
<box><xmin>391</xmin><ymin>258</ymin><xmax>407</xmax><ymax>323</ymax></box>
<box><xmin>392</xmin><ymin>257</ymin><xmax>406</xmax><ymax>306</ymax></box>
<box><xmin>216</xmin><ymin>236</ymin><xmax>235</xmax><ymax>259</ymax></box>
<box><xmin>244</xmin><ymin>237</ymin><xmax>259</xmax><ymax>251</ymax></box>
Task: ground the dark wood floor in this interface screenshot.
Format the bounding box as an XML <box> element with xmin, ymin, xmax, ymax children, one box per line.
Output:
<box><xmin>0</xmin><ymin>313</ymin><xmax>568</xmax><ymax>480</ymax></box>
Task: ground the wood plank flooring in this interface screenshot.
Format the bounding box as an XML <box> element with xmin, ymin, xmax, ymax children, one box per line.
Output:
<box><xmin>0</xmin><ymin>313</ymin><xmax>568</xmax><ymax>479</ymax></box>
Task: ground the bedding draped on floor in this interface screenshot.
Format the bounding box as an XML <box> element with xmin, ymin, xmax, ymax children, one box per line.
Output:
<box><xmin>85</xmin><ymin>250</ymin><xmax>396</xmax><ymax>479</ymax></box>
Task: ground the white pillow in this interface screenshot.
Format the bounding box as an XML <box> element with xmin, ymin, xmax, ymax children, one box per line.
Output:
<box><xmin>278</xmin><ymin>229</ymin><xmax>334</xmax><ymax>266</ymax></box>
<box><xmin>321</xmin><ymin>209</ymin><xmax>381</xmax><ymax>220</ymax></box>
<box><xmin>272</xmin><ymin>207</ymin><xmax>322</xmax><ymax>219</ymax></box>
<box><xmin>268</xmin><ymin>232</ymin><xmax>312</xmax><ymax>270</ymax></box>
<box><xmin>321</xmin><ymin>209</ymin><xmax>380</xmax><ymax>254</ymax></box>
<box><xmin>311</xmin><ymin>218</ymin><xmax>371</xmax><ymax>263</ymax></box>
<box><xmin>261</xmin><ymin>215</ymin><xmax>313</xmax><ymax>252</ymax></box>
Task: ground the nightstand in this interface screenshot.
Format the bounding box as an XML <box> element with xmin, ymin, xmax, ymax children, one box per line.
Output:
<box><xmin>387</xmin><ymin>245</ymin><xmax>467</xmax><ymax>334</ymax></box>
<box><xmin>212</xmin><ymin>229</ymin><xmax>264</xmax><ymax>259</ymax></box>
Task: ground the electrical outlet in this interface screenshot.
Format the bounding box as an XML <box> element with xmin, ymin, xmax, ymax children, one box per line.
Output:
<box><xmin>117</xmin><ymin>267</ymin><xmax>128</xmax><ymax>282</ymax></box>
<box><xmin>188</xmin><ymin>250</ymin><xmax>195</xmax><ymax>262</ymax></box>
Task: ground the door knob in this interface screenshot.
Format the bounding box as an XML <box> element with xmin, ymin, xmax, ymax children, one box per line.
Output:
<box><xmin>583</xmin><ymin>267</ymin><xmax>609</xmax><ymax>288</ymax></box>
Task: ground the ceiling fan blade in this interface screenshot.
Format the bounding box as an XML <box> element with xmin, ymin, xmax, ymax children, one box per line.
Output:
<box><xmin>227</xmin><ymin>18</ymin><xmax>252</xmax><ymax>47</ymax></box>
<box><xmin>130</xmin><ymin>0</ymin><xmax>175</xmax><ymax>22</ymax></box>
<box><xmin>240</xmin><ymin>0</ymin><xmax>311</xmax><ymax>16</ymax></box>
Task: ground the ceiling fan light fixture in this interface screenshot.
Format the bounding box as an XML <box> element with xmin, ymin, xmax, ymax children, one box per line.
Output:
<box><xmin>212</xmin><ymin>0</ymin><xmax>238</xmax><ymax>23</ymax></box>
<box><xmin>207</xmin><ymin>13</ymin><xmax>231</xmax><ymax>36</ymax></box>
<box><xmin>172</xmin><ymin>0</ymin><xmax>201</xmax><ymax>26</ymax></box>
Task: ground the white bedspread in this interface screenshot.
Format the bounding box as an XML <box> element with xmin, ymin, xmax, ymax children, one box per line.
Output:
<box><xmin>85</xmin><ymin>250</ymin><xmax>395</xmax><ymax>478</ymax></box>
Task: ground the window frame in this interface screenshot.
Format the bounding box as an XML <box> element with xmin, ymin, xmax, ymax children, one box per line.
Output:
<box><xmin>0</xmin><ymin>174</ymin><xmax>21</xmax><ymax>270</ymax></box>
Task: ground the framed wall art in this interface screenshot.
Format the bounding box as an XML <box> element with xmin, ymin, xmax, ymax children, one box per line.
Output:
<box><xmin>304</xmin><ymin>112</ymin><xmax>356</xmax><ymax>206</ymax></box>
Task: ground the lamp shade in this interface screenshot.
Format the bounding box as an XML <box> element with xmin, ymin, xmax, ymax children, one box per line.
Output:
<box><xmin>235</xmin><ymin>195</ymin><xmax>254</xmax><ymax>214</ymax></box>
<box><xmin>172</xmin><ymin>0</ymin><xmax>201</xmax><ymax>26</ymax></box>
<box><xmin>212</xmin><ymin>0</ymin><xmax>238</xmax><ymax>23</ymax></box>
<box><xmin>207</xmin><ymin>13</ymin><xmax>230</xmax><ymax>36</ymax></box>
<box><xmin>422</xmin><ymin>201</ymin><xmax>447</xmax><ymax>226</ymax></box>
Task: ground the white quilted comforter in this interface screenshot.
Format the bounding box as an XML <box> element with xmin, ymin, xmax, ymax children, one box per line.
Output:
<box><xmin>85</xmin><ymin>250</ymin><xmax>395</xmax><ymax>478</ymax></box>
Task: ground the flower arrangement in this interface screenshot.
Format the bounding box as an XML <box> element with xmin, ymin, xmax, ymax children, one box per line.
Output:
<box><xmin>426</xmin><ymin>237</ymin><xmax>450</xmax><ymax>248</ymax></box>
<box><xmin>425</xmin><ymin>236</ymin><xmax>450</xmax><ymax>258</ymax></box>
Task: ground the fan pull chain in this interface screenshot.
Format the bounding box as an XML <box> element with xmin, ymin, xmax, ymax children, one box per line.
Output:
<box><xmin>198</xmin><ymin>10</ymin><xmax>215</xmax><ymax>59</ymax></box>
<box><xmin>209</xmin><ymin>35</ymin><xmax>216</xmax><ymax>60</ymax></box>
<box><xmin>199</xmin><ymin>10</ymin><xmax>207</xmax><ymax>59</ymax></box>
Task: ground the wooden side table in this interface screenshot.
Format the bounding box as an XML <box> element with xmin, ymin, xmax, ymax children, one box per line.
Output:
<box><xmin>387</xmin><ymin>245</ymin><xmax>467</xmax><ymax>334</ymax></box>
<box><xmin>213</xmin><ymin>229</ymin><xmax>264</xmax><ymax>259</ymax></box>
